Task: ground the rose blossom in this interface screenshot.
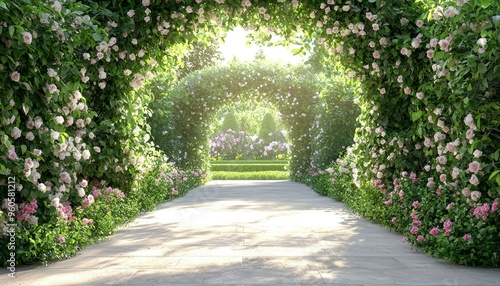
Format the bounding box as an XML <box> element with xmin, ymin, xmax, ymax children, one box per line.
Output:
<box><xmin>429</xmin><ymin>227</ymin><xmax>440</xmax><ymax>236</ymax></box>
<box><xmin>11</xmin><ymin>71</ymin><xmax>20</xmax><ymax>82</ymax></box>
<box><xmin>11</xmin><ymin>127</ymin><xmax>21</xmax><ymax>139</ymax></box>
<box><xmin>21</xmin><ymin>32</ymin><xmax>32</xmax><ymax>44</ymax></box>
<box><xmin>470</xmin><ymin>190</ymin><xmax>481</xmax><ymax>201</ymax></box>
<box><xmin>469</xmin><ymin>174</ymin><xmax>480</xmax><ymax>186</ymax></box>
<box><xmin>82</xmin><ymin>150</ymin><xmax>90</xmax><ymax>160</ymax></box>
<box><xmin>468</xmin><ymin>161</ymin><xmax>481</xmax><ymax>174</ymax></box>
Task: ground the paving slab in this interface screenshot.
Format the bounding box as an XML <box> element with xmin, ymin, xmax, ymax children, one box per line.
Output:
<box><xmin>1</xmin><ymin>180</ymin><xmax>499</xmax><ymax>285</ymax></box>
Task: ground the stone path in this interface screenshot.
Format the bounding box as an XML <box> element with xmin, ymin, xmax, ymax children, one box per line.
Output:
<box><xmin>2</xmin><ymin>180</ymin><xmax>499</xmax><ymax>285</ymax></box>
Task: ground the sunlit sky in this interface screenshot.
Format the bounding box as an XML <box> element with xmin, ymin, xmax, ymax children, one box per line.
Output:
<box><xmin>219</xmin><ymin>27</ymin><xmax>306</xmax><ymax>65</ymax></box>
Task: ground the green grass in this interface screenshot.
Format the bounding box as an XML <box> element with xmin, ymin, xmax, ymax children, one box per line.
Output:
<box><xmin>211</xmin><ymin>171</ymin><xmax>289</xmax><ymax>180</ymax></box>
<box><xmin>210</xmin><ymin>160</ymin><xmax>290</xmax><ymax>180</ymax></box>
<box><xmin>210</xmin><ymin>164</ymin><xmax>288</xmax><ymax>172</ymax></box>
<box><xmin>210</xmin><ymin>160</ymin><xmax>289</xmax><ymax>164</ymax></box>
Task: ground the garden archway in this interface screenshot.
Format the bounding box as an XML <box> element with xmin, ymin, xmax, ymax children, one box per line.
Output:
<box><xmin>2</xmin><ymin>0</ymin><xmax>498</xmax><ymax>266</ymax></box>
<box><xmin>150</xmin><ymin>61</ymin><xmax>318</xmax><ymax>177</ymax></box>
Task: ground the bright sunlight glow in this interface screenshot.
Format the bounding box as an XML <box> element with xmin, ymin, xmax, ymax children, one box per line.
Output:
<box><xmin>219</xmin><ymin>27</ymin><xmax>306</xmax><ymax>65</ymax></box>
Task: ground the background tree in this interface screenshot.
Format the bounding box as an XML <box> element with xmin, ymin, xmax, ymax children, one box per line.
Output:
<box><xmin>259</xmin><ymin>113</ymin><xmax>277</xmax><ymax>145</ymax></box>
<box><xmin>220</xmin><ymin>111</ymin><xmax>239</xmax><ymax>132</ymax></box>
<box><xmin>176</xmin><ymin>41</ymin><xmax>223</xmax><ymax>79</ymax></box>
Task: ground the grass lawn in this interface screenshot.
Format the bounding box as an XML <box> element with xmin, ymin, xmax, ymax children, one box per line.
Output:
<box><xmin>210</xmin><ymin>160</ymin><xmax>289</xmax><ymax>180</ymax></box>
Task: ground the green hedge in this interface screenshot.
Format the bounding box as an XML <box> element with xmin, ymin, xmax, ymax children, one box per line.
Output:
<box><xmin>211</xmin><ymin>164</ymin><xmax>287</xmax><ymax>172</ymax></box>
<box><xmin>211</xmin><ymin>160</ymin><xmax>288</xmax><ymax>165</ymax></box>
<box><xmin>211</xmin><ymin>171</ymin><xmax>289</xmax><ymax>180</ymax></box>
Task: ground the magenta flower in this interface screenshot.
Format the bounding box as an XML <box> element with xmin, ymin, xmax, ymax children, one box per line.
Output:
<box><xmin>417</xmin><ymin>235</ymin><xmax>424</xmax><ymax>242</ymax></box>
<box><xmin>463</xmin><ymin>234</ymin><xmax>472</xmax><ymax>241</ymax></box>
<box><xmin>410</xmin><ymin>226</ymin><xmax>419</xmax><ymax>234</ymax></box>
<box><xmin>443</xmin><ymin>220</ymin><xmax>453</xmax><ymax>230</ymax></box>
<box><xmin>412</xmin><ymin>201</ymin><xmax>420</xmax><ymax>208</ymax></box>
<box><xmin>429</xmin><ymin>227</ymin><xmax>440</xmax><ymax>236</ymax></box>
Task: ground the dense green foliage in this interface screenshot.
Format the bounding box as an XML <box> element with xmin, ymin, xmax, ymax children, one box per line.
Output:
<box><xmin>1</xmin><ymin>0</ymin><xmax>498</xmax><ymax>267</ymax></box>
<box><xmin>211</xmin><ymin>163</ymin><xmax>288</xmax><ymax>172</ymax></box>
<box><xmin>258</xmin><ymin>113</ymin><xmax>278</xmax><ymax>145</ymax></box>
<box><xmin>221</xmin><ymin>112</ymin><xmax>240</xmax><ymax>133</ymax></box>
<box><xmin>213</xmin><ymin>101</ymin><xmax>287</xmax><ymax>136</ymax></box>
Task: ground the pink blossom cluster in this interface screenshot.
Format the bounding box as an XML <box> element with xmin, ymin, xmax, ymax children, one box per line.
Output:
<box><xmin>473</xmin><ymin>199</ymin><xmax>498</xmax><ymax>220</ymax></box>
<box><xmin>17</xmin><ymin>199</ymin><xmax>38</xmax><ymax>225</ymax></box>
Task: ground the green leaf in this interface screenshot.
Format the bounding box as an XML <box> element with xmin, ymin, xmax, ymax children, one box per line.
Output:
<box><xmin>21</xmin><ymin>145</ymin><xmax>27</xmax><ymax>154</ymax></box>
<box><xmin>22</xmin><ymin>102</ymin><xmax>30</xmax><ymax>115</ymax></box>
<box><xmin>0</xmin><ymin>1</ymin><xmax>7</xmax><ymax>9</ymax></box>
<box><xmin>411</xmin><ymin>110</ymin><xmax>422</xmax><ymax>121</ymax></box>
<box><xmin>478</xmin><ymin>63</ymin><xmax>487</xmax><ymax>74</ymax></box>
<box><xmin>8</xmin><ymin>25</ymin><xmax>14</xmax><ymax>37</ymax></box>
<box><xmin>92</xmin><ymin>33</ymin><xmax>102</xmax><ymax>41</ymax></box>
<box><xmin>493</xmin><ymin>15</ymin><xmax>500</xmax><ymax>26</ymax></box>
<box><xmin>490</xmin><ymin>170</ymin><xmax>500</xmax><ymax>180</ymax></box>
<box><xmin>481</xmin><ymin>0</ymin><xmax>490</xmax><ymax>8</ymax></box>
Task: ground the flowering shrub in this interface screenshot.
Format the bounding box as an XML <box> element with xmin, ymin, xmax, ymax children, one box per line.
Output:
<box><xmin>210</xmin><ymin>129</ymin><xmax>289</xmax><ymax>160</ymax></box>
<box><xmin>304</xmin><ymin>146</ymin><xmax>499</xmax><ymax>266</ymax></box>
<box><xmin>0</xmin><ymin>0</ymin><xmax>498</xmax><ymax>267</ymax></box>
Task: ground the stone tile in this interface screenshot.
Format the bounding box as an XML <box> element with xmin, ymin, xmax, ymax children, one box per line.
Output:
<box><xmin>241</xmin><ymin>245</ymin><xmax>334</xmax><ymax>257</ymax></box>
<box><xmin>163</xmin><ymin>245</ymin><xmax>244</xmax><ymax>257</ymax></box>
<box><xmin>382</xmin><ymin>268</ymin><xmax>495</xmax><ymax>285</ymax></box>
<box><xmin>201</xmin><ymin>269</ymin><xmax>324</xmax><ymax>284</ymax></box>
<box><xmin>125</xmin><ymin>269</ymin><xmax>205</xmax><ymax>285</ymax></box>
<box><xmin>319</xmin><ymin>269</ymin><xmax>397</xmax><ymax>285</ymax></box>
<box><xmin>104</xmin><ymin>256</ymin><xmax>181</xmax><ymax>269</ymax></box>
<box><xmin>175</xmin><ymin>257</ymin><xmax>242</xmax><ymax>269</ymax></box>
<box><xmin>1</xmin><ymin>268</ymin><xmax>137</xmax><ymax>286</ymax></box>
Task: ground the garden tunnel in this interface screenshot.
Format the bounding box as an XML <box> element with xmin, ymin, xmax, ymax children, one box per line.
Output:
<box><xmin>148</xmin><ymin>61</ymin><xmax>319</xmax><ymax>176</ymax></box>
<box><xmin>1</xmin><ymin>0</ymin><xmax>499</xmax><ymax>267</ymax></box>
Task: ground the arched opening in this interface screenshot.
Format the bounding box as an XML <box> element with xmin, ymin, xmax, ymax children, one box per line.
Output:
<box><xmin>148</xmin><ymin>61</ymin><xmax>318</xmax><ymax>177</ymax></box>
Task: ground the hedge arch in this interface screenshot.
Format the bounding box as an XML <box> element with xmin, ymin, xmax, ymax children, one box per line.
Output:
<box><xmin>150</xmin><ymin>62</ymin><xmax>318</xmax><ymax>176</ymax></box>
<box><xmin>1</xmin><ymin>0</ymin><xmax>498</xmax><ymax>266</ymax></box>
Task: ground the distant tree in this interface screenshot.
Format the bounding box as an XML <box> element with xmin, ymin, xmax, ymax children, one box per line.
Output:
<box><xmin>258</xmin><ymin>113</ymin><xmax>277</xmax><ymax>145</ymax></box>
<box><xmin>221</xmin><ymin>112</ymin><xmax>239</xmax><ymax>132</ymax></box>
<box><xmin>255</xmin><ymin>48</ymin><xmax>266</xmax><ymax>61</ymax></box>
<box><xmin>176</xmin><ymin>41</ymin><xmax>222</xmax><ymax>79</ymax></box>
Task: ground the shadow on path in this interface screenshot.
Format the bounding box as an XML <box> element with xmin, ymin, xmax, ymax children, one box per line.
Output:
<box><xmin>2</xmin><ymin>180</ymin><xmax>499</xmax><ymax>285</ymax></box>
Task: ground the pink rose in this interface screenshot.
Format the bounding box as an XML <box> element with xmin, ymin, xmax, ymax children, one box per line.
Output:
<box><xmin>429</xmin><ymin>227</ymin><xmax>440</xmax><ymax>236</ymax></box>
<box><xmin>468</xmin><ymin>161</ymin><xmax>481</xmax><ymax>174</ymax></box>
<box><xmin>438</xmin><ymin>39</ymin><xmax>449</xmax><ymax>51</ymax></box>
<box><xmin>462</xmin><ymin>188</ymin><xmax>471</xmax><ymax>197</ymax></box>
<box><xmin>469</xmin><ymin>174</ymin><xmax>480</xmax><ymax>186</ymax></box>
<box><xmin>470</xmin><ymin>190</ymin><xmax>481</xmax><ymax>201</ymax></box>
<box><xmin>11</xmin><ymin>71</ymin><xmax>20</xmax><ymax>82</ymax></box>
<box><xmin>21</xmin><ymin>32</ymin><xmax>32</xmax><ymax>44</ymax></box>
